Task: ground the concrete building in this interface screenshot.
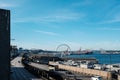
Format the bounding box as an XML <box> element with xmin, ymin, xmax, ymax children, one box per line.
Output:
<box><xmin>10</xmin><ymin>45</ymin><xmax>18</xmax><ymax>59</ymax></box>
<box><xmin>0</xmin><ymin>9</ymin><xmax>10</xmax><ymax>80</ymax></box>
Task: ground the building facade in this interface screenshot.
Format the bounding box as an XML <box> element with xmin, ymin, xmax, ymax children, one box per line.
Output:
<box><xmin>10</xmin><ymin>45</ymin><xmax>18</xmax><ymax>59</ymax></box>
<box><xmin>0</xmin><ymin>9</ymin><xmax>10</xmax><ymax>80</ymax></box>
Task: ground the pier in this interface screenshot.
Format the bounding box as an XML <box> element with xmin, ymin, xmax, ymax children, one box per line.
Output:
<box><xmin>62</xmin><ymin>57</ymin><xmax>98</xmax><ymax>63</ymax></box>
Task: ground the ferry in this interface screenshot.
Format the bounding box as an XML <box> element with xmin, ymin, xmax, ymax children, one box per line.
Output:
<box><xmin>70</xmin><ymin>50</ymin><xmax>93</xmax><ymax>55</ymax></box>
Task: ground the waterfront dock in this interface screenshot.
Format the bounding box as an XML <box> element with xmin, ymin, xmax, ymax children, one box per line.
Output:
<box><xmin>62</xmin><ymin>57</ymin><xmax>98</xmax><ymax>63</ymax></box>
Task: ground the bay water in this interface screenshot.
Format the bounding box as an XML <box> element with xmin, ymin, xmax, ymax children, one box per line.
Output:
<box><xmin>65</xmin><ymin>53</ymin><xmax>120</xmax><ymax>64</ymax></box>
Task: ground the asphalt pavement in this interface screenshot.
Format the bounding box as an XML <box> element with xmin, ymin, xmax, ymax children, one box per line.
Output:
<box><xmin>10</xmin><ymin>57</ymin><xmax>42</xmax><ymax>80</ymax></box>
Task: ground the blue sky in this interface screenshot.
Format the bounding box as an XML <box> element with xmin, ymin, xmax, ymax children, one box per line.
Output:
<box><xmin>1</xmin><ymin>0</ymin><xmax>120</xmax><ymax>50</ymax></box>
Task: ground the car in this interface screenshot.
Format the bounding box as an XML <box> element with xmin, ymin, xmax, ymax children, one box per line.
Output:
<box><xmin>91</xmin><ymin>76</ymin><xmax>102</xmax><ymax>80</ymax></box>
<box><xmin>11</xmin><ymin>63</ymin><xmax>15</xmax><ymax>66</ymax></box>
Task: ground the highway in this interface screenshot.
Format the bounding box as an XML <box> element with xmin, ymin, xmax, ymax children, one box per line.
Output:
<box><xmin>10</xmin><ymin>57</ymin><xmax>42</xmax><ymax>80</ymax></box>
<box><xmin>10</xmin><ymin>57</ymin><xmax>100</xmax><ymax>80</ymax></box>
<box><xmin>29</xmin><ymin>62</ymin><xmax>49</xmax><ymax>71</ymax></box>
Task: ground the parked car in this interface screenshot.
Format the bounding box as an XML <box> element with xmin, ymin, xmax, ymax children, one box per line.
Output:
<box><xmin>93</xmin><ymin>64</ymin><xmax>102</xmax><ymax>70</ymax></box>
<box><xmin>91</xmin><ymin>76</ymin><xmax>102</xmax><ymax>80</ymax></box>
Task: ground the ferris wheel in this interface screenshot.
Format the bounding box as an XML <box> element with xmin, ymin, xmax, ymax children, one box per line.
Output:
<box><xmin>55</xmin><ymin>44</ymin><xmax>71</xmax><ymax>57</ymax></box>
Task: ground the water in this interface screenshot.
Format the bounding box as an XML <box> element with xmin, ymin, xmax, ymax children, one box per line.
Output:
<box><xmin>65</xmin><ymin>53</ymin><xmax>120</xmax><ymax>64</ymax></box>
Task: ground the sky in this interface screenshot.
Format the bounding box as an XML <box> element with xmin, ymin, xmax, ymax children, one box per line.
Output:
<box><xmin>1</xmin><ymin>0</ymin><xmax>120</xmax><ymax>50</ymax></box>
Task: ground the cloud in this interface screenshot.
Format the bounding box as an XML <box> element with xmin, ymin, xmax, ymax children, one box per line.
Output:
<box><xmin>0</xmin><ymin>2</ymin><xmax>18</xmax><ymax>8</ymax></box>
<box><xmin>98</xmin><ymin>5</ymin><xmax>120</xmax><ymax>24</ymax></box>
<box><xmin>13</xmin><ymin>10</ymin><xmax>85</xmax><ymax>23</ymax></box>
<box><xmin>35</xmin><ymin>30</ymin><xmax>60</xmax><ymax>36</ymax></box>
<box><xmin>94</xmin><ymin>41</ymin><xmax>120</xmax><ymax>50</ymax></box>
<box><xmin>44</xmin><ymin>13</ymin><xmax>80</xmax><ymax>22</ymax></box>
<box><xmin>55</xmin><ymin>41</ymin><xmax>84</xmax><ymax>50</ymax></box>
<box><xmin>97</xmin><ymin>27</ymin><xmax>120</xmax><ymax>31</ymax></box>
<box><xmin>99</xmin><ymin>17</ymin><xmax>120</xmax><ymax>24</ymax></box>
<box><xmin>72</xmin><ymin>0</ymin><xmax>92</xmax><ymax>7</ymax></box>
<box><xmin>13</xmin><ymin>14</ymin><xmax>82</xmax><ymax>23</ymax></box>
<box><xmin>59</xmin><ymin>40</ymin><xmax>120</xmax><ymax>50</ymax></box>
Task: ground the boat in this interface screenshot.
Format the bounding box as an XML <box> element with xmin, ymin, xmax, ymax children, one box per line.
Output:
<box><xmin>70</xmin><ymin>48</ymin><xmax>93</xmax><ymax>55</ymax></box>
<box><xmin>70</xmin><ymin>50</ymin><xmax>93</xmax><ymax>55</ymax></box>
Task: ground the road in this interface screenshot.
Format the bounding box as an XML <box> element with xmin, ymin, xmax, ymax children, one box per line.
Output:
<box><xmin>10</xmin><ymin>57</ymin><xmax>42</xmax><ymax>80</ymax></box>
<box><xmin>10</xmin><ymin>57</ymin><xmax>103</xmax><ymax>80</ymax></box>
<box><xmin>29</xmin><ymin>62</ymin><xmax>49</xmax><ymax>71</ymax></box>
<box><xmin>74</xmin><ymin>73</ymin><xmax>92</xmax><ymax>80</ymax></box>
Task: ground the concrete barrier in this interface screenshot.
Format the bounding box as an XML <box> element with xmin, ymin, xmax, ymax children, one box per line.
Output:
<box><xmin>118</xmin><ymin>75</ymin><xmax>120</xmax><ymax>80</ymax></box>
<box><xmin>49</xmin><ymin>62</ymin><xmax>112</xmax><ymax>79</ymax></box>
<box><xmin>22</xmin><ymin>61</ymin><xmax>68</xmax><ymax>80</ymax></box>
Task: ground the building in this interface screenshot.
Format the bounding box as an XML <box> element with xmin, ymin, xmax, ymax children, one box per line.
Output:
<box><xmin>11</xmin><ymin>45</ymin><xmax>18</xmax><ymax>59</ymax></box>
<box><xmin>0</xmin><ymin>9</ymin><xmax>10</xmax><ymax>80</ymax></box>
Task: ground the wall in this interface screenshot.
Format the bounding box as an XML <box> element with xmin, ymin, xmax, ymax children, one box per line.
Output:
<box><xmin>49</xmin><ymin>62</ymin><xmax>112</xmax><ymax>80</ymax></box>
<box><xmin>0</xmin><ymin>9</ymin><xmax>10</xmax><ymax>80</ymax></box>
<box><xmin>118</xmin><ymin>75</ymin><xmax>120</xmax><ymax>80</ymax></box>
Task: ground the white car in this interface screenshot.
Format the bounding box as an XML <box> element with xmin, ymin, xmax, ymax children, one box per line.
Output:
<box><xmin>91</xmin><ymin>76</ymin><xmax>102</xmax><ymax>80</ymax></box>
<box><xmin>11</xmin><ymin>62</ymin><xmax>15</xmax><ymax>66</ymax></box>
